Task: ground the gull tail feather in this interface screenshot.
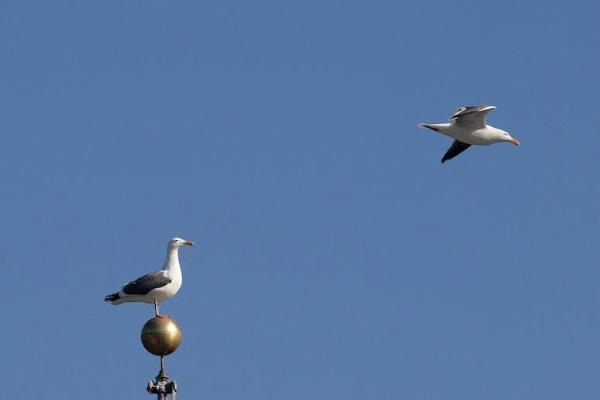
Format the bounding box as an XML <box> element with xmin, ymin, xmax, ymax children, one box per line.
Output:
<box><xmin>419</xmin><ymin>123</ymin><xmax>441</xmax><ymax>132</ymax></box>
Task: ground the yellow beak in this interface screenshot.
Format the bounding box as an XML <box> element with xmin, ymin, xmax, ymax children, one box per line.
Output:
<box><xmin>183</xmin><ymin>240</ymin><xmax>195</xmax><ymax>246</ymax></box>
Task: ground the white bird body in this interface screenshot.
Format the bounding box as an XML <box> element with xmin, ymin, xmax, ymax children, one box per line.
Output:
<box><xmin>422</xmin><ymin>123</ymin><xmax>508</xmax><ymax>146</ymax></box>
<box><xmin>111</xmin><ymin>251</ymin><xmax>182</xmax><ymax>305</ymax></box>
<box><xmin>420</xmin><ymin>105</ymin><xmax>519</xmax><ymax>163</ymax></box>
<box><xmin>105</xmin><ymin>237</ymin><xmax>194</xmax><ymax>314</ymax></box>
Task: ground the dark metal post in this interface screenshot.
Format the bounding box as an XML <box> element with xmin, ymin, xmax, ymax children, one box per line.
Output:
<box><xmin>147</xmin><ymin>356</ymin><xmax>178</xmax><ymax>399</ymax></box>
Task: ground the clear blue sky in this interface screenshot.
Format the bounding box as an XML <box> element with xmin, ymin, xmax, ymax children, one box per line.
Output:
<box><xmin>1</xmin><ymin>1</ymin><xmax>599</xmax><ymax>398</ymax></box>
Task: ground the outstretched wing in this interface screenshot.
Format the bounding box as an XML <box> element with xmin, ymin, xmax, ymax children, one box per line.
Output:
<box><xmin>451</xmin><ymin>105</ymin><xmax>495</xmax><ymax>129</ymax></box>
<box><xmin>122</xmin><ymin>271</ymin><xmax>172</xmax><ymax>295</ymax></box>
<box><xmin>441</xmin><ymin>140</ymin><xmax>471</xmax><ymax>163</ymax></box>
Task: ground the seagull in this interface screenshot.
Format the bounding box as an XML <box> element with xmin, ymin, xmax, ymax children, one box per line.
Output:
<box><xmin>104</xmin><ymin>237</ymin><xmax>194</xmax><ymax>317</ymax></box>
<box><xmin>420</xmin><ymin>105</ymin><xmax>519</xmax><ymax>163</ymax></box>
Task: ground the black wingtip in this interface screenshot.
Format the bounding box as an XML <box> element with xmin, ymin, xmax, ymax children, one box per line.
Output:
<box><xmin>440</xmin><ymin>140</ymin><xmax>471</xmax><ymax>164</ymax></box>
<box><xmin>104</xmin><ymin>293</ymin><xmax>120</xmax><ymax>302</ymax></box>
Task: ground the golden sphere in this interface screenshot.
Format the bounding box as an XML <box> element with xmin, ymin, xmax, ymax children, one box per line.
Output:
<box><xmin>140</xmin><ymin>316</ymin><xmax>182</xmax><ymax>356</ymax></box>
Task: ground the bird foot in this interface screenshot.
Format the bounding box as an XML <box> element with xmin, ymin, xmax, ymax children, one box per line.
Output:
<box><xmin>156</xmin><ymin>314</ymin><xmax>169</xmax><ymax>319</ymax></box>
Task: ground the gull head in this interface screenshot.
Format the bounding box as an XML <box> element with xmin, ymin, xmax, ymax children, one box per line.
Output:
<box><xmin>169</xmin><ymin>237</ymin><xmax>195</xmax><ymax>248</ymax></box>
<box><xmin>497</xmin><ymin>130</ymin><xmax>519</xmax><ymax>146</ymax></box>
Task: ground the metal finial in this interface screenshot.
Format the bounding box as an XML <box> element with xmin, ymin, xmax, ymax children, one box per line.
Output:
<box><xmin>141</xmin><ymin>316</ymin><xmax>182</xmax><ymax>356</ymax></box>
<box><xmin>141</xmin><ymin>316</ymin><xmax>182</xmax><ymax>398</ymax></box>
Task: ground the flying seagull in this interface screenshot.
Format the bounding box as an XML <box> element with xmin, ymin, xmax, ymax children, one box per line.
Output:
<box><xmin>420</xmin><ymin>105</ymin><xmax>519</xmax><ymax>163</ymax></box>
<box><xmin>104</xmin><ymin>237</ymin><xmax>194</xmax><ymax>317</ymax></box>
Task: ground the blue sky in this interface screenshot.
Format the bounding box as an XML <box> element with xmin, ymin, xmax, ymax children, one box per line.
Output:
<box><xmin>1</xmin><ymin>1</ymin><xmax>599</xmax><ymax>398</ymax></box>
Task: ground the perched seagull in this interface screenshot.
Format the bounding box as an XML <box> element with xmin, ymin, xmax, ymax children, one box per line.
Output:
<box><xmin>104</xmin><ymin>237</ymin><xmax>194</xmax><ymax>317</ymax></box>
<box><xmin>420</xmin><ymin>105</ymin><xmax>519</xmax><ymax>163</ymax></box>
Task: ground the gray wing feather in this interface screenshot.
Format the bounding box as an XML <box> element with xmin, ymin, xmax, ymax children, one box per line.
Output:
<box><xmin>451</xmin><ymin>105</ymin><xmax>495</xmax><ymax>129</ymax></box>
<box><xmin>122</xmin><ymin>271</ymin><xmax>171</xmax><ymax>295</ymax></box>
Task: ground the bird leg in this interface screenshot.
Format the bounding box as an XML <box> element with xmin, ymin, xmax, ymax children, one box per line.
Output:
<box><xmin>154</xmin><ymin>300</ymin><xmax>168</xmax><ymax>318</ymax></box>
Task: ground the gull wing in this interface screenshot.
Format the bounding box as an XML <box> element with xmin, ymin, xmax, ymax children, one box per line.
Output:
<box><xmin>441</xmin><ymin>140</ymin><xmax>471</xmax><ymax>163</ymax></box>
<box><xmin>451</xmin><ymin>105</ymin><xmax>495</xmax><ymax>129</ymax></box>
<box><xmin>122</xmin><ymin>271</ymin><xmax>172</xmax><ymax>295</ymax></box>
